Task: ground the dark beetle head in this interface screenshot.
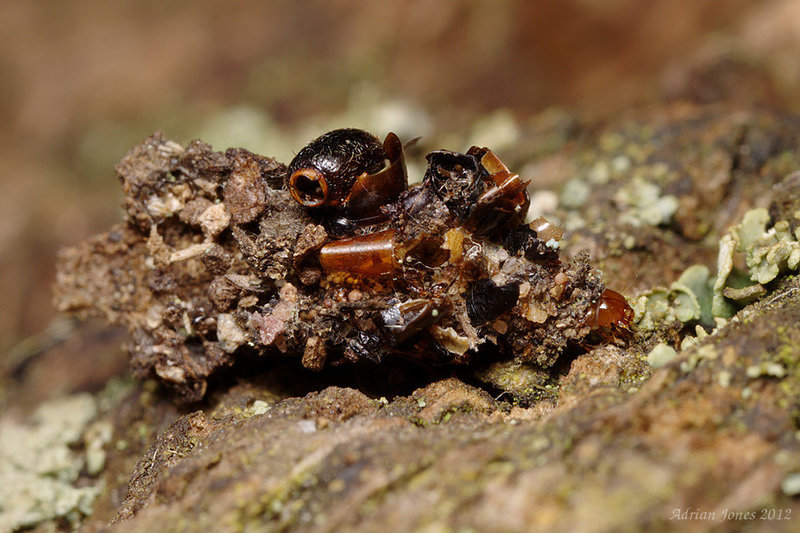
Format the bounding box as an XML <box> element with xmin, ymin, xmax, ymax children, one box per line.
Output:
<box><xmin>287</xmin><ymin>128</ymin><xmax>408</xmax><ymax>222</ymax></box>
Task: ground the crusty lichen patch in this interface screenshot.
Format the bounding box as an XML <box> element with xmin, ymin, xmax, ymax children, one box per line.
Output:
<box><xmin>633</xmin><ymin>264</ymin><xmax>710</xmax><ymax>332</ymax></box>
<box><xmin>0</xmin><ymin>394</ymin><xmax>102</xmax><ymax>531</ymax></box>
<box><xmin>552</xmin><ymin>106</ymin><xmax>800</xmax><ymax>299</ymax></box>
<box><xmin>713</xmin><ymin>205</ymin><xmax>800</xmax><ymax>315</ymax></box>
<box><xmin>613</xmin><ymin>177</ymin><xmax>680</xmax><ymax>228</ymax></box>
<box><xmin>628</xmin><ymin>170</ymin><xmax>800</xmax><ymax>372</ymax></box>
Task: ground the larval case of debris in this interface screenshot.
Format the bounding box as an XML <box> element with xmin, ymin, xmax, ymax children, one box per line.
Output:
<box><xmin>55</xmin><ymin>129</ymin><xmax>631</xmax><ymax>402</ymax></box>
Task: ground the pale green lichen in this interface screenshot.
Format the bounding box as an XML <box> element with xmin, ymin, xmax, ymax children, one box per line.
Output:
<box><xmin>465</xmin><ymin>109</ymin><xmax>520</xmax><ymax>153</ymax></box>
<box><xmin>671</xmin><ymin>284</ymin><xmax>701</xmax><ymax>323</ymax></box>
<box><xmin>614</xmin><ymin>178</ymin><xmax>680</xmax><ymax>227</ymax></box>
<box><xmin>679</xmin><ymin>344</ymin><xmax>718</xmax><ymax>373</ymax></box>
<box><xmin>599</xmin><ymin>132</ymin><xmax>626</xmax><ymax>153</ymax></box>
<box><xmin>738</xmin><ymin>208</ymin><xmax>772</xmax><ymax>249</ymax></box>
<box><xmin>638</xmin><ymin>202</ymin><xmax>800</xmax><ymax>338</ymax></box>
<box><xmin>680</xmin><ymin>325</ymin><xmax>711</xmax><ymax>351</ymax></box>
<box><xmin>0</xmin><ymin>394</ymin><xmax>102</xmax><ymax>531</ymax></box>
<box><xmin>633</xmin><ymin>266</ymin><xmax>711</xmax><ymax>331</ymax></box>
<box><xmin>646</xmin><ymin>343</ymin><xmax>678</xmax><ymax>369</ymax></box>
<box><xmin>587</xmin><ymin>160</ymin><xmax>611</xmax><ymax>184</ymax></box>
<box><xmin>676</xmin><ymin>266</ymin><xmax>714</xmax><ymax>324</ymax></box>
<box><xmin>632</xmin><ymin>291</ymin><xmax>669</xmax><ymax>331</ymax></box>
<box><xmin>721</xmin><ymin>283</ymin><xmax>766</xmax><ymax>304</ymax></box>
<box><xmin>781</xmin><ymin>472</ymin><xmax>800</xmax><ymax>496</ymax></box>
<box><xmin>736</xmin><ymin>210</ymin><xmax>800</xmax><ymax>283</ymax></box>
<box><xmin>561</xmin><ymin>178</ymin><xmax>590</xmax><ymax>208</ymax></box>
<box><xmin>712</xmin><ymin>234</ymin><xmax>737</xmax><ymax>318</ymax></box>
<box><xmin>713</xmin><ymin>207</ymin><xmax>800</xmax><ymax>315</ymax></box>
<box><xmin>84</xmin><ymin>420</ymin><xmax>113</xmax><ymax>476</ymax></box>
<box><xmin>473</xmin><ymin>359</ymin><xmax>555</xmax><ymax>403</ymax></box>
<box><xmin>250</xmin><ymin>400</ymin><xmax>271</xmax><ymax>416</ymax></box>
<box><xmin>745</xmin><ymin>362</ymin><xmax>787</xmax><ymax>379</ymax></box>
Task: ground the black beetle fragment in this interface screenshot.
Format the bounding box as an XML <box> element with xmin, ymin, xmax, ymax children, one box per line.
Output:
<box><xmin>466</xmin><ymin>279</ymin><xmax>521</xmax><ymax>326</ymax></box>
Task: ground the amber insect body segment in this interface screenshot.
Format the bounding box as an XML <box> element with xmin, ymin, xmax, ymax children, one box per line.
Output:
<box><xmin>318</xmin><ymin>228</ymin><xmax>399</xmax><ymax>276</ymax></box>
<box><xmin>343</xmin><ymin>132</ymin><xmax>408</xmax><ymax>223</ymax></box>
<box><xmin>585</xmin><ymin>288</ymin><xmax>635</xmax><ymax>332</ymax></box>
<box><xmin>467</xmin><ymin>148</ymin><xmax>531</xmax><ymax>236</ymax></box>
<box><xmin>529</xmin><ymin>216</ymin><xmax>564</xmax><ymax>242</ymax></box>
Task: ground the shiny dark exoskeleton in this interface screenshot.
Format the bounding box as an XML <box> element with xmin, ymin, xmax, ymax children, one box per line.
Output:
<box><xmin>424</xmin><ymin>147</ymin><xmax>530</xmax><ymax>237</ymax></box>
<box><xmin>287</xmin><ymin>128</ymin><xmax>408</xmax><ymax>226</ymax></box>
<box><xmin>465</xmin><ymin>279</ymin><xmax>521</xmax><ymax>326</ymax></box>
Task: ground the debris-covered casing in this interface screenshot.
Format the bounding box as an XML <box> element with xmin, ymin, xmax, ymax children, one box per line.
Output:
<box><xmin>55</xmin><ymin>130</ymin><xmax>624</xmax><ymax>402</ymax></box>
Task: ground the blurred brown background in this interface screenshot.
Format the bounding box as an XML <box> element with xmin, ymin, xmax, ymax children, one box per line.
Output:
<box><xmin>2</xmin><ymin>0</ymin><xmax>799</xmax><ymax>362</ymax></box>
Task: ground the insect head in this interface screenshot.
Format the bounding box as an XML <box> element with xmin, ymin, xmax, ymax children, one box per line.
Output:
<box><xmin>287</xmin><ymin>128</ymin><xmax>408</xmax><ymax>224</ymax></box>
